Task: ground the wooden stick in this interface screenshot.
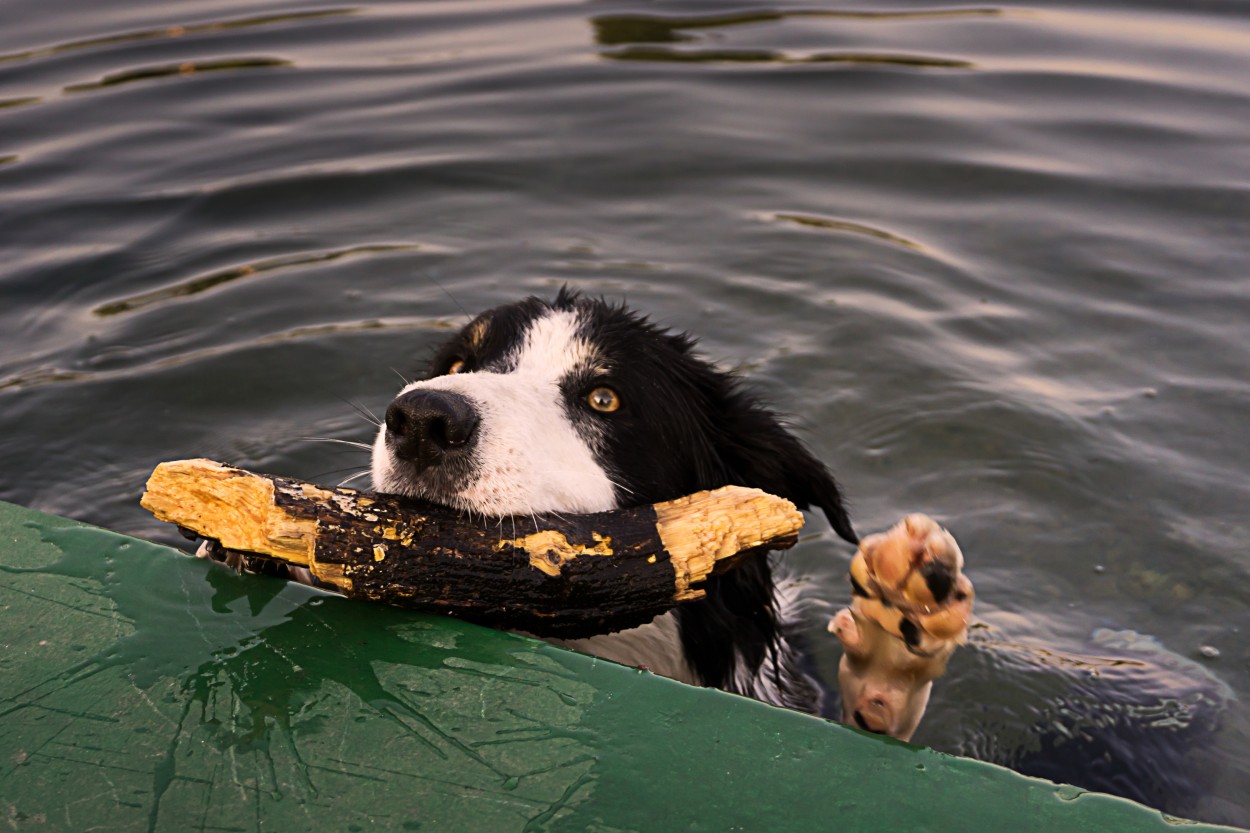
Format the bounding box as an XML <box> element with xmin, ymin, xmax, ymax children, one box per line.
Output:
<box><xmin>141</xmin><ymin>459</ymin><xmax>804</xmax><ymax>638</ymax></box>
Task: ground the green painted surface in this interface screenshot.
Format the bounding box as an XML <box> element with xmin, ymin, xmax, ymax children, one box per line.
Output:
<box><xmin>0</xmin><ymin>500</ymin><xmax>1239</xmax><ymax>832</ymax></box>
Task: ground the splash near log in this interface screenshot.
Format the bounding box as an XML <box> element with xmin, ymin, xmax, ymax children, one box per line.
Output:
<box><xmin>140</xmin><ymin>458</ymin><xmax>804</xmax><ymax>638</ymax></box>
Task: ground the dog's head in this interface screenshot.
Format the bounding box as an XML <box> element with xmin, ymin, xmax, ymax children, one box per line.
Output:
<box><xmin>372</xmin><ymin>289</ymin><xmax>856</xmax><ymax>543</ymax></box>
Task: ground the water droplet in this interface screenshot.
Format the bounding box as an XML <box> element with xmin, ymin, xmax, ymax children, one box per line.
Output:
<box><xmin>1199</xmin><ymin>645</ymin><xmax>1220</xmax><ymax>659</ymax></box>
<box><xmin>1093</xmin><ymin>564</ymin><xmax>1105</xmax><ymax>574</ymax></box>
<box><xmin>502</xmin><ymin>776</ymin><xmax>520</xmax><ymax>791</ymax></box>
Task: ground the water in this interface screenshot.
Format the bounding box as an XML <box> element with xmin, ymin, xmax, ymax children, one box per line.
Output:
<box><xmin>2</xmin><ymin>0</ymin><xmax>1248</xmax><ymax>825</ymax></box>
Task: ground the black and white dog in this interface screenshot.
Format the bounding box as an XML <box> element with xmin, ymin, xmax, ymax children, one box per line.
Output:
<box><xmin>371</xmin><ymin>289</ymin><xmax>858</xmax><ymax>713</ymax></box>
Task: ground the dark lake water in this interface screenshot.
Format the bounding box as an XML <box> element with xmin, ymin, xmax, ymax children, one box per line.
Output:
<box><xmin>2</xmin><ymin>0</ymin><xmax>1248</xmax><ymax>826</ymax></box>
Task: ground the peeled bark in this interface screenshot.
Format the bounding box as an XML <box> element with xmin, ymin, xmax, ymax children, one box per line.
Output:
<box><xmin>141</xmin><ymin>458</ymin><xmax>805</xmax><ymax>638</ymax></box>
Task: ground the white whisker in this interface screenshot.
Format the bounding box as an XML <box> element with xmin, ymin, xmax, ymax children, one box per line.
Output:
<box><xmin>298</xmin><ymin>436</ymin><xmax>373</xmax><ymax>451</ymax></box>
<box><xmin>340</xmin><ymin>396</ymin><xmax>383</xmax><ymax>427</ymax></box>
<box><xmin>338</xmin><ymin>470</ymin><xmax>371</xmax><ymax>487</ymax></box>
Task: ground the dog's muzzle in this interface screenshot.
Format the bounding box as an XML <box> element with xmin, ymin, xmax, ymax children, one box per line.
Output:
<box><xmin>384</xmin><ymin>389</ymin><xmax>480</xmax><ymax>474</ymax></box>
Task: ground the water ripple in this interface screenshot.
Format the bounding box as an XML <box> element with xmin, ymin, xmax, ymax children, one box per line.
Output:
<box><xmin>0</xmin><ymin>8</ymin><xmax>356</xmax><ymax>66</ymax></box>
<box><xmin>600</xmin><ymin>46</ymin><xmax>973</xmax><ymax>68</ymax></box>
<box><xmin>0</xmin><ymin>317</ymin><xmax>461</xmax><ymax>394</ymax></box>
<box><xmin>64</xmin><ymin>57</ymin><xmax>292</xmax><ymax>93</ymax></box>
<box><xmin>93</xmin><ymin>244</ymin><xmax>424</xmax><ymax>317</ymax></box>
<box><xmin>0</xmin><ymin>96</ymin><xmax>41</xmax><ymax>110</ymax></box>
<box><xmin>759</xmin><ymin>211</ymin><xmax>926</xmax><ymax>252</ymax></box>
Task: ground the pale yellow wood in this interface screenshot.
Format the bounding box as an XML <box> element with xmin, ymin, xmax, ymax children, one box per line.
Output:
<box><xmin>653</xmin><ymin>486</ymin><xmax>804</xmax><ymax>601</ymax></box>
<box><xmin>495</xmin><ymin>530</ymin><xmax>615</xmax><ymax>577</ymax></box>
<box><xmin>309</xmin><ymin>562</ymin><xmax>353</xmax><ymax>592</ymax></box>
<box><xmin>141</xmin><ymin>458</ymin><xmax>316</xmax><ymax>566</ymax></box>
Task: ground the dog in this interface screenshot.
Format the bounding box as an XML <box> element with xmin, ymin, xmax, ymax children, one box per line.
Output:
<box><xmin>371</xmin><ymin>288</ymin><xmax>858</xmax><ymax>713</ymax></box>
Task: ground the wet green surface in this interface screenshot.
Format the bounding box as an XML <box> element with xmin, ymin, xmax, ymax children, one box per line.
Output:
<box><xmin>0</xmin><ymin>500</ymin><xmax>1240</xmax><ymax>832</ymax></box>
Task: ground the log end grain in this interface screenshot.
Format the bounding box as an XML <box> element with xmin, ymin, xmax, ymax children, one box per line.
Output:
<box><xmin>141</xmin><ymin>458</ymin><xmax>317</xmax><ymax>567</ymax></box>
<box><xmin>653</xmin><ymin>486</ymin><xmax>804</xmax><ymax>601</ymax></box>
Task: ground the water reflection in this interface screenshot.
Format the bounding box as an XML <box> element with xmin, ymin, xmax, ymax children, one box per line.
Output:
<box><xmin>926</xmin><ymin>624</ymin><xmax>1234</xmax><ymax>820</ymax></box>
<box><xmin>591</xmin><ymin>7</ymin><xmax>1005</xmax><ymax>46</ymax></box>
<box><xmin>590</xmin><ymin>6</ymin><xmax>996</xmax><ymax>66</ymax></box>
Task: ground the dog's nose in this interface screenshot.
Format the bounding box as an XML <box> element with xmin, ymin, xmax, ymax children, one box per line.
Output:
<box><xmin>385</xmin><ymin>389</ymin><xmax>480</xmax><ymax>472</ymax></box>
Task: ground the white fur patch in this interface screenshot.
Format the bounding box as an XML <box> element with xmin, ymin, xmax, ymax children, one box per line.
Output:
<box><xmin>372</xmin><ymin>309</ymin><xmax>618</xmax><ymax>515</ymax></box>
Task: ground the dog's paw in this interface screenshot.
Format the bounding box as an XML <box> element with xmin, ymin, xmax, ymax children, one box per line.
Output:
<box><xmin>847</xmin><ymin>514</ymin><xmax>974</xmax><ymax>649</ymax></box>
<box><xmin>857</xmin><ymin>514</ymin><xmax>963</xmax><ymax>611</ymax></box>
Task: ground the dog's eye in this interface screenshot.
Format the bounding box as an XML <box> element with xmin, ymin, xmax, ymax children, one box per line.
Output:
<box><xmin>587</xmin><ymin>387</ymin><xmax>620</xmax><ymax>413</ymax></box>
<box><xmin>447</xmin><ymin>359</ymin><xmax>466</xmax><ymax>375</ymax></box>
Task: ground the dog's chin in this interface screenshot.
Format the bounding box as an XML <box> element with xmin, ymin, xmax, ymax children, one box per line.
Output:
<box><xmin>373</xmin><ymin>458</ymin><xmax>619</xmax><ymax>517</ymax></box>
<box><xmin>370</xmin><ymin>434</ymin><xmax>470</xmax><ymax>508</ymax></box>
<box><xmin>371</xmin><ymin>434</ymin><xmax>621</xmax><ymax>516</ymax></box>
<box><xmin>372</xmin><ymin>460</ymin><xmax>471</xmax><ymax>510</ymax></box>
<box><xmin>370</xmin><ymin>453</ymin><xmax>543</xmax><ymax>516</ymax></box>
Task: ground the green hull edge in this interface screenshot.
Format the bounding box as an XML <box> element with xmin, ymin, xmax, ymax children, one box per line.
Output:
<box><xmin>0</xmin><ymin>499</ymin><xmax>1239</xmax><ymax>832</ymax></box>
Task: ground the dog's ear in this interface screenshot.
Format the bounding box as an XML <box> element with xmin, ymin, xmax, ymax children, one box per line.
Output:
<box><xmin>716</xmin><ymin>394</ymin><xmax>858</xmax><ymax>546</ymax></box>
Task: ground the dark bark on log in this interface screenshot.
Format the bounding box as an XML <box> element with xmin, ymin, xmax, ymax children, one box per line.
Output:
<box><xmin>141</xmin><ymin>459</ymin><xmax>804</xmax><ymax>638</ymax></box>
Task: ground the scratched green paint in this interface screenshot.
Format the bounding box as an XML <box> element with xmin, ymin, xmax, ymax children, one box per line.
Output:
<box><xmin>0</xmin><ymin>501</ymin><xmax>1241</xmax><ymax>832</ymax></box>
